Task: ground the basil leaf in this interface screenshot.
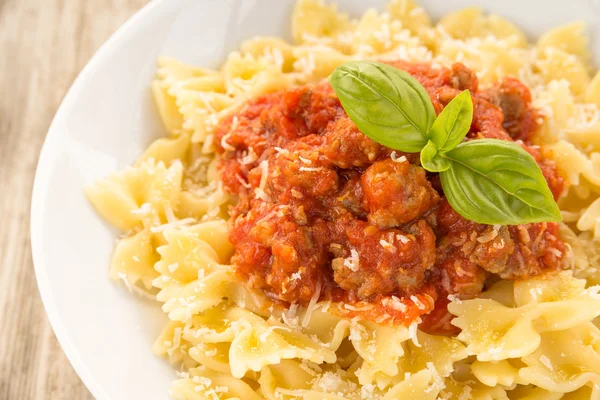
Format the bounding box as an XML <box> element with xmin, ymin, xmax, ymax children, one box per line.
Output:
<box><xmin>429</xmin><ymin>90</ymin><xmax>473</xmax><ymax>153</ymax></box>
<box><xmin>440</xmin><ymin>139</ymin><xmax>562</xmax><ymax>225</ymax></box>
<box><xmin>420</xmin><ymin>141</ymin><xmax>451</xmax><ymax>172</ymax></box>
<box><xmin>330</xmin><ymin>61</ymin><xmax>435</xmax><ymax>153</ymax></box>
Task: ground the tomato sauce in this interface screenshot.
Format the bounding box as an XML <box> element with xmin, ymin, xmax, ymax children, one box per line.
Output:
<box><xmin>214</xmin><ymin>61</ymin><xmax>566</xmax><ymax>331</ymax></box>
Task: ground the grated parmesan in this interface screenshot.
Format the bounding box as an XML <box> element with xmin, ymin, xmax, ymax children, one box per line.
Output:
<box><xmin>540</xmin><ymin>355</ymin><xmax>554</xmax><ymax>371</ymax></box>
<box><xmin>167</xmin><ymin>262</ymin><xmax>179</xmax><ymax>273</ymax></box>
<box><xmin>426</xmin><ymin>362</ymin><xmax>446</xmax><ymax>390</ymax></box>
<box><xmin>273</xmin><ymin>146</ymin><xmax>289</xmax><ymax>156</ymax></box>
<box><xmin>549</xmin><ymin>248</ymin><xmax>563</xmax><ymax>257</ymax></box>
<box><xmin>411</xmin><ymin>295</ymin><xmax>426</xmax><ymax>310</ymax></box>
<box><xmin>298</xmin><ymin>156</ymin><xmax>312</xmax><ymax>164</ymax></box>
<box><xmin>379</xmin><ymin>239</ymin><xmax>397</xmax><ymax>252</ymax></box>
<box><xmin>204</xmin><ymin>348</ymin><xmax>218</xmax><ymax>357</ymax></box>
<box><xmin>344</xmin><ymin>249</ymin><xmax>360</xmax><ymax>272</ymax></box>
<box><xmin>302</xmin><ymin>280</ymin><xmax>321</xmax><ymax>327</ymax></box>
<box><xmin>150</xmin><ymin>217</ymin><xmax>197</xmax><ymax>233</ymax></box>
<box><xmin>447</xmin><ymin>294</ymin><xmax>462</xmax><ymax>304</ymax></box>
<box><xmin>239</xmin><ymin>147</ymin><xmax>258</xmax><ymax>165</ymax></box>
<box><xmin>396</xmin><ymin>234</ymin><xmax>410</xmax><ymax>244</ymax></box>
<box><xmin>408</xmin><ymin>319</ymin><xmax>421</xmax><ymax>348</ymax></box>
<box><xmin>299</xmin><ymin>166</ymin><xmax>323</xmax><ymax>172</ymax></box>
<box><xmin>391</xmin><ymin>151</ymin><xmax>408</xmax><ymax>163</ymax></box>
<box><xmin>291</xmin><ymin>271</ymin><xmax>302</xmax><ymax>281</ymax></box>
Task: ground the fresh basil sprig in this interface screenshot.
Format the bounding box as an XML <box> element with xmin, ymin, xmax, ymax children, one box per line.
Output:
<box><xmin>330</xmin><ymin>60</ymin><xmax>562</xmax><ymax>225</ymax></box>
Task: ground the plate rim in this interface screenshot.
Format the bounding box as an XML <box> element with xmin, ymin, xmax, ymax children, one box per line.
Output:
<box><xmin>30</xmin><ymin>1</ymin><xmax>172</xmax><ymax>398</ymax></box>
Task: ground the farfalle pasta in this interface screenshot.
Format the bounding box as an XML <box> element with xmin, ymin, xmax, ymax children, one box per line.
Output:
<box><xmin>86</xmin><ymin>0</ymin><xmax>600</xmax><ymax>398</ymax></box>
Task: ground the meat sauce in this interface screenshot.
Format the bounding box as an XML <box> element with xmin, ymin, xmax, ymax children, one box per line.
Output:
<box><xmin>214</xmin><ymin>61</ymin><xmax>566</xmax><ymax>333</ymax></box>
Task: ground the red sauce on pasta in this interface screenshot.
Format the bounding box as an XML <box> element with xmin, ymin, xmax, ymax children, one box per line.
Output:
<box><xmin>214</xmin><ymin>61</ymin><xmax>566</xmax><ymax>332</ymax></box>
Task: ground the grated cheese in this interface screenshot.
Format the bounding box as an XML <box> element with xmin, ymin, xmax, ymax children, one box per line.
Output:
<box><xmin>220</xmin><ymin>132</ymin><xmax>236</xmax><ymax>152</ymax></box>
<box><xmin>396</xmin><ymin>234</ymin><xmax>410</xmax><ymax>244</ymax></box>
<box><xmin>214</xmin><ymin>386</ymin><xmax>228</xmax><ymax>394</ymax></box>
<box><xmin>391</xmin><ymin>151</ymin><xmax>408</xmax><ymax>163</ymax></box>
<box><xmin>361</xmin><ymin>383</ymin><xmax>377</xmax><ymax>399</ymax></box>
<box><xmin>239</xmin><ymin>147</ymin><xmax>258</xmax><ymax>165</ymax></box>
<box><xmin>201</xmin><ymin>134</ymin><xmax>214</xmax><ymax>154</ymax></box>
<box><xmin>204</xmin><ymin>348</ymin><xmax>218</xmax><ymax>357</ymax></box>
<box><xmin>282</xmin><ymin>303</ymin><xmax>299</xmax><ymax>328</ymax></box>
<box><xmin>131</xmin><ymin>202</ymin><xmax>152</xmax><ymax>215</ymax></box>
<box><xmin>315</xmin><ymin>372</ymin><xmax>344</xmax><ymax>392</ymax></box>
<box><xmin>392</xmin><ymin>295</ymin><xmax>408</xmax><ymax>312</ymax></box>
<box><xmin>447</xmin><ymin>294</ymin><xmax>462</xmax><ymax>304</ymax></box>
<box><xmin>343</xmin><ymin>249</ymin><xmax>360</xmax><ymax>272</ymax></box>
<box><xmin>382</xmin><ymin>296</ymin><xmax>408</xmax><ymax>312</ymax></box>
<box><xmin>426</xmin><ymin>362</ymin><xmax>446</xmax><ymax>390</ymax></box>
<box><xmin>411</xmin><ymin>295</ymin><xmax>426</xmax><ymax>310</ymax></box>
<box><xmin>492</xmin><ymin>239</ymin><xmax>505</xmax><ymax>249</ymax></box>
<box><xmin>298</xmin><ymin>156</ymin><xmax>312</xmax><ymax>165</ymax></box>
<box><xmin>150</xmin><ymin>218</ymin><xmax>197</xmax><ymax>233</ymax></box>
<box><xmin>163</xmin><ymin>203</ymin><xmax>177</xmax><ymax>224</ymax></box>
<box><xmin>549</xmin><ymin>248</ymin><xmax>563</xmax><ymax>257</ymax></box>
<box><xmin>299</xmin><ymin>166</ymin><xmax>323</xmax><ymax>172</ymax></box>
<box><xmin>302</xmin><ymin>280</ymin><xmax>321</xmax><ymax>327</ymax></box>
<box><xmin>540</xmin><ymin>355</ymin><xmax>554</xmax><ymax>371</ymax></box>
<box><xmin>408</xmin><ymin>319</ymin><xmax>421</xmax><ymax>348</ymax></box>
<box><xmin>379</xmin><ymin>239</ymin><xmax>397</xmax><ymax>252</ymax></box>
<box><xmin>254</xmin><ymin>187</ymin><xmax>269</xmax><ymax>200</ymax></box>
<box><xmin>458</xmin><ymin>385</ymin><xmax>472</xmax><ymax>400</ymax></box>
<box><xmin>295</xmin><ymin>52</ymin><xmax>316</xmax><ymax>76</ymax></box>
<box><xmin>477</xmin><ymin>226</ymin><xmax>499</xmax><ymax>243</ymax></box>
<box><xmin>175</xmin><ymin>371</ymin><xmax>189</xmax><ymax>379</ymax></box>
<box><xmin>258</xmin><ymin>160</ymin><xmax>268</xmax><ymax>190</ymax></box>
<box><xmin>375</xmin><ymin>313</ymin><xmax>391</xmax><ymax>323</ymax></box>
<box><xmin>343</xmin><ymin>303</ymin><xmax>374</xmax><ymax>311</ymax></box>
<box><xmin>167</xmin><ymin>262</ymin><xmax>179</xmax><ymax>273</ymax></box>
<box><xmin>235</xmin><ymin>174</ymin><xmax>251</xmax><ymax>189</ymax></box>
<box><xmin>273</xmin><ymin>146</ymin><xmax>289</xmax><ymax>156</ymax></box>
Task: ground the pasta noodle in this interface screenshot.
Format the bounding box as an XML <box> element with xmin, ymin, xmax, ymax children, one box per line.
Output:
<box><xmin>85</xmin><ymin>0</ymin><xmax>600</xmax><ymax>398</ymax></box>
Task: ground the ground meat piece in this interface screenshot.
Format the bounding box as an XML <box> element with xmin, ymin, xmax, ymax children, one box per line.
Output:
<box><xmin>263</xmin><ymin>136</ymin><xmax>339</xmax><ymax>200</ymax></box>
<box><xmin>469</xmin><ymin>97</ymin><xmax>512</xmax><ymax>140</ymax></box>
<box><xmin>280</xmin><ymin>83</ymin><xmax>342</xmax><ymax>135</ymax></box>
<box><xmin>232</xmin><ymin>206</ymin><xmax>331</xmax><ymax>303</ymax></box>
<box><xmin>333</xmin><ymin>171</ymin><xmax>367</xmax><ymax>218</ymax></box>
<box><xmin>332</xmin><ymin>219</ymin><xmax>436</xmax><ymax>299</ymax></box>
<box><xmin>436</xmin><ymin>199</ymin><xmax>564</xmax><ymax>280</ymax></box>
<box><xmin>523</xmin><ymin>144</ymin><xmax>566</xmax><ymax>199</ymax></box>
<box><xmin>361</xmin><ymin>158</ymin><xmax>440</xmax><ymax>228</ymax></box>
<box><xmin>467</xmin><ymin>225</ymin><xmax>515</xmax><ymax>274</ymax></box>
<box><xmin>450</xmin><ymin>62</ymin><xmax>479</xmax><ymax>91</ymax></box>
<box><xmin>435</xmin><ymin>251</ymin><xmax>488</xmax><ymax>297</ymax></box>
<box><xmin>481</xmin><ymin>77</ymin><xmax>540</xmax><ymax>142</ymax></box>
<box><xmin>321</xmin><ymin>117</ymin><xmax>386</xmax><ymax>168</ymax></box>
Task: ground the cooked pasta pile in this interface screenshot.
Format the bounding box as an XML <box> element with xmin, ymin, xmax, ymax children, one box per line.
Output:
<box><xmin>86</xmin><ymin>0</ymin><xmax>600</xmax><ymax>398</ymax></box>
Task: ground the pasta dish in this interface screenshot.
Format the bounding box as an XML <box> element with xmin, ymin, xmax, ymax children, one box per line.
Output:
<box><xmin>86</xmin><ymin>0</ymin><xmax>600</xmax><ymax>398</ymax></box>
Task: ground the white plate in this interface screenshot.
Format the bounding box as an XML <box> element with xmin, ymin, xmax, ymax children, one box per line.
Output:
<box><xmin>31</xmin><ymin>1</ymin><xmax>600</xmax><ymax>399</ymax></box>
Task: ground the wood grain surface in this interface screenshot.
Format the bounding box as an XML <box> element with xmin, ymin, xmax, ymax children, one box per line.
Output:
<box><xmin>0</xmin><ymin>0</ymin><xmax>148</xmax><ymax>398</ymax></box>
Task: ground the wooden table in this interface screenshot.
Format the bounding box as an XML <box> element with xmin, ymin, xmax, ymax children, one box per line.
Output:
<box><xmin>0</xmin><ymin>0</ymin><xmax>148</xmax><ymax>398</ymax></box>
